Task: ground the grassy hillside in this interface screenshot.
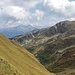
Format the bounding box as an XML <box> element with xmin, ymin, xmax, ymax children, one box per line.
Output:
<box><xmin>0</xmin><ymin>34</ymin><xmax>55</xmax><ymax>75</ymax></box>
<box><xmin>0</xmin><ymin>57</ymin><xmax>21</xmax><ymax>75</ymax></box>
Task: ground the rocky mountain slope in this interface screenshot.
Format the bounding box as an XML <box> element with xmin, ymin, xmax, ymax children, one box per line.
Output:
<box><xmin>12</xmin><ymin>20</ymin><xmax>75</xmax><ymax>75</ymax></box>
<box><xmin>0</xmin><ymin>34</ymin><xmax>55</xmax><ymax>75</ymax></box>
<box><xmin>0</xmin><ymin>25</ymin><xmax>36</xmax><ymax>38</ymax></box>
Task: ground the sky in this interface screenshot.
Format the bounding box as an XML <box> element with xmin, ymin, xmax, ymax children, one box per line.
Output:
<box><xmin>0</xmin><ymin>0</ymin><xmax>75</xmax><ymax>28</ymax></box>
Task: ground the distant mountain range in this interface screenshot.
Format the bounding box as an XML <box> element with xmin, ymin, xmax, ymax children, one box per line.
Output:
<box><xmin>12</xmin><ymin>20</ymin><xmax>75</xmax><ymax>75</ymax></box>
<box><xmin>0</xmin><ymin>25</ymin><xmax>37</xmax><ymax>38</ymax></box>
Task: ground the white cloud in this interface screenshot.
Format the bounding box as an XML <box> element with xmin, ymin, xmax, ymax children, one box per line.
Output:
<box><xmin>0</xmin><ymin>0</ymin><xmax>75</xmax><ymax>29</ymax></box>
<box><xmin>7</xmin><ymin>0</ymin><xmax>43</xmax><ymax>10</ymax></box>
<box><xmin>32</xmin><ymin>10</ymin><xmax>44</xmax><ymax>20</ymax></box>
<box><xmin>44</xmin><ymin>0</ymin><xmax>75</xmax><ymax>17</ymax></box>
<box><xmin>65</xmin><ymin>1</ymin><xmax>75</xmax><ymax>16</ymax></box>
<box><xmin>46</xmin><ymin>0</ymin><xmax>68</xmax><ymax>9</ymax></box>
<box><xmin>20</xmin><ymin>1</ymin><xmax>39</xmax><ymax>9</ymax></box>
<box><xmin>0</xmin><ymin>0</ymin><xmax>44</xmax><ymax>28</ymax></box>
<box><xmin>0</xmin><ymin>8</ymin><xmax>2</xmax><ymax>14</ymax></box>
<box><xmin>5</xmin><ymin>6</ymin><xmax>30</xmax><ymax>19</ymax></box>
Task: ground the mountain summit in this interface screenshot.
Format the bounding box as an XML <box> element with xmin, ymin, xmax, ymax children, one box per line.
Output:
<box><xmin>12</xmin><ymin>20</ymin><xmax>75</xmax><ymax>75</ymax></box>
<box><xmin>0</xmin><ymin>25</ymin><xmax>36</xmax><ymax>38</ymax></box>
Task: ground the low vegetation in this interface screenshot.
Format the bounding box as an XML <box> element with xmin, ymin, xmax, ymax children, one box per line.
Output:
<box><xmin>0</xmin><ymin>34</ymin><xmax>55</xmax><ymax>75</ymax></box>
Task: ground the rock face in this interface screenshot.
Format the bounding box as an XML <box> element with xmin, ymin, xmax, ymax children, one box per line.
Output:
<box><xmin>12</xmin><ymin>20</ymin><xmax>75</xmax><ymax>75</ymax></box>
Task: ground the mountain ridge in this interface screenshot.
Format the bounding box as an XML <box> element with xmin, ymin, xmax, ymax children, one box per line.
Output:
<box><xmin>0</xmin><ymin>25</ymin><xmax>37</xmax><ymax>38</ymax></box>
<box><xmin>12</xmin><ymin>20</ymin><xmax>75</xmax><ymax>75</ymax></box>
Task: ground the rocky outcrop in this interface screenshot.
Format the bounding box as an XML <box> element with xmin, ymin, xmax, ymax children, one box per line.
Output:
<box><xmin>12</xmin><ymin>20</ymin><xmax>75</xmax><ymax>75</ymax></box>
